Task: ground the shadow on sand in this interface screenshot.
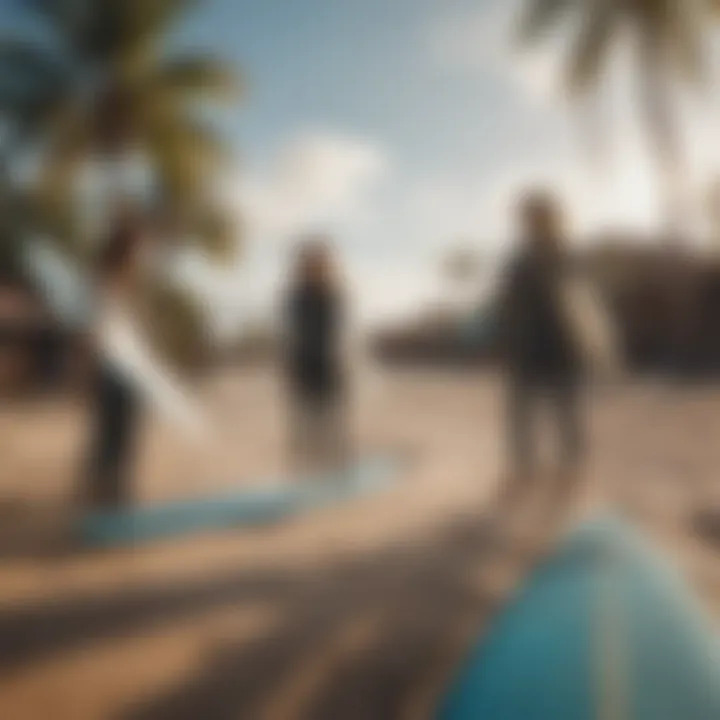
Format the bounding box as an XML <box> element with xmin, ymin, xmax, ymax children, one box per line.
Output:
<box><xmin>0</xmin><ymin>499</ymin><xmax>79</xmax><ymax>561</ymax></box>
<box><xmin>0</xmin><ymin>513</ymin><xmax>536</xmax><ymax>720</ymax></box>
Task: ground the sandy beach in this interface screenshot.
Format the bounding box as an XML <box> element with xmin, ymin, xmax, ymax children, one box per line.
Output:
<box><xmin>0</xmin><ymin>366</ymin><xmax>719</xmax><ymax>719</ymax></box>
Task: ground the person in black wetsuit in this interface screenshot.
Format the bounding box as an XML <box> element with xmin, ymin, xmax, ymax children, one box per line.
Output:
<box><xmin>82</xmin><ymin>217</ymin><xmax>148</xmax><ymax>509</ymax></box>
<box><xmin>496</xmin><ymin>191</ymin><xmax>585</xmax><ymax>512</ymax></box>
<box><xmin>284</xmin><ymin>238</ymin><xmax>348</xmax><ymax>475</ymax></box>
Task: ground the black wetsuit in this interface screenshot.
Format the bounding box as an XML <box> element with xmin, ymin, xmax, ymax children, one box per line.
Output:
<box><xmin>85</xmin><ymin>360</ymin><xmax>140</xmax><ymax>509</ymax></box>
<box><xmin>500</xmin><ymin>247</ymin><xmax>584</xmax><ymax>473</ymax></box>
<box><xmin>285</xmin><ymin>283</ymin><xmax>346</xmax><ymax>467</ymax></box>
<box><xmin>286</xmin><ymin>283</ymin><xmax>343</xmax><ymax>400</ymax></box>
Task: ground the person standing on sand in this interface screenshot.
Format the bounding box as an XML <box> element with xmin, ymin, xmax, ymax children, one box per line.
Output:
<box><xmin>284</xmin><ymin>237</ymin><xmax>349</xmax><ymax>477</ymax></box>
<box><xmin>82</xmin><ymin>214</ymin><xmax>206</xmax><ymax>510</ymax></box>
<box><xmin>495</xmin><ymin>191</ymin><xmax>586</xmax><ymax>516</ymax></box>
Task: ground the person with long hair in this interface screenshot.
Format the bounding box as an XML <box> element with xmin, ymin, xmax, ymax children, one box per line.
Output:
<box><xmin>82</xmin><ymin>216</ymin><xmax>148</xmax><ymax>509</ymax></box>
<box><xmin>284</xmin><ymin>236</ymin><xmax>349</xmax><ymax>476</ymax></box>
<box><xmin>82</xmin><ymin>213</ymin><xmax>205</xmax><ymax>509</ymax></box>
<box><xmin>496</xmin><ymin>191</ymin><xmax>586</xmax><ymax>516</ymax></box>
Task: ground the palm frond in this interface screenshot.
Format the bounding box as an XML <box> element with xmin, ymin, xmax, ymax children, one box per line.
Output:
<box><xmin>665</xmin><ymin>1</ymin><xmax>707</xmax><ymax>83</ymax></box>
<box><xmin>27</xmin><ymin>188</ymin><xmax>87</xmax><ymax>257</ymax></box>
<box><xmin>190</xmin><ymin>206</ymin><xmax>239</xmax><ymax>261</ymax></box>
<box><xmin>567</xmin><ymin>0</ymin><xmax>617</xmax><ymax>93</ymax></box>
<box><xmin>138</xmin><ymin>279</ymin><xmax>212</xmax><ymax>372</ymax></box>
<box><xmin>8</xmin><ymin>0</ymin><xmax>240</xmax><ymax>282</ymax></box>
<box><xmin>148</xmin><ymin>57</ymin><xmax>240</xmax><ymax>103</ymax></box>
<box><xmin>175</xmin><ymin>118</ymin><xmax>230</xmax><ymax>167</ymax></box>
<box><xmin>146</xmin><ymin>112</ymin><xmax>230</xmax><ymax>192</ymax></box>
<box><xmin>517</xmin><ymin>0</ymin><xmax>574</xmax><ymax>43</ymax></box>
<box><xmin>146</xmin><ymin>130</ymin><xmax>208</xmax><ymax>203</ymax></box>
<box><xmin>122</xmin><ymin>0</ymin><xmax>201</xmax><ymax>57</ymax></box>
<box><xmin>33</xmin><ymin>103</ymin><xmax>92</xmax><ymax>213</ymax></box>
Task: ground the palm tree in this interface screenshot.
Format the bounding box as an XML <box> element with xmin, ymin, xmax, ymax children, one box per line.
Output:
<box><xmin>519</xmin><ymin>0</ymin><xmax>709</xmax><ymax>235</ymax></box>
<box><xmin>0</xmin><ymin>0</ymin><xmax>240</xmax><ymax>259</ymax></box>
<box><xmin>0</xmin><ymin>0</ymin><xmax>241</xmax><ymax>369</ymax></box>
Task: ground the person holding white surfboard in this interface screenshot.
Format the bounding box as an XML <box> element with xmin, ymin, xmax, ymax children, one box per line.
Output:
<box><xmin>82</xmin><ymin>214</ymin><xmax>207</xmax><ymax>509</ymax></box>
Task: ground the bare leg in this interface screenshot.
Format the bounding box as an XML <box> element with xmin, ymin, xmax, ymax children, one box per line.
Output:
<box><xmin>495</xmin><ymin>380</ymin><xmax>536</xmax><ymax>515</ymax></box>
<box><xmin>546</xmin><ymin>380</ymin><xmax>585</xmax><ymax>522</ymax></box>
<box><xmin>289</xmin><ymin>394</ymin><xmax>316</xmax><ymax>476</ymax></box>
<box><xmin>313</xmin><ymin>394</ymin><xmax>349</xmax><ymax>480</ymax></box>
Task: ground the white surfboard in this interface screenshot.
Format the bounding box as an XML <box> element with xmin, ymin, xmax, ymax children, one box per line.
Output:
<box><xmin>23</xmin><ymin>239</ymin><xmax>207</xmax><ymax>439</ymax></box>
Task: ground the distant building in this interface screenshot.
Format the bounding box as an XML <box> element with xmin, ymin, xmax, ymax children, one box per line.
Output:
<box><xmin>0</xmin><ymin>274</ymin><xmax>77</xmax><ymax>397</ymax></box>
<box><xmin>371</xmin><ymin>302</ymin><xmax>499</xmax><ymax>368</ymax></box>
<box><xmin>372</xmin><ymin>238</ymin><xmax>720</xmax><ymax>375</ymax></box>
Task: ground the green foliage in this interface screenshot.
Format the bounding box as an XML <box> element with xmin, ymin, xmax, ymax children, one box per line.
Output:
<box><xmin>519</xmin><ymin>0</ymin><xmax>714</xmax><ymax>230</ymax></box>
<box><xmin>0</xmin><ymin>0</ymin><xmax>241</xmax><ymax>259</ymax></box>
<box><xmin>139</xmin><ymin>280</ymin><xmax>212</xmax><ymax>373</ymax></box>
<box><xmin>0</xmin><ymin>0</ymin><xmax>243</xmax><ymax>369</ymax></box>
<box><xmin>519</xmin><ymin>0</ymin><xmax>708</xmax><ymax>93</ymax></box>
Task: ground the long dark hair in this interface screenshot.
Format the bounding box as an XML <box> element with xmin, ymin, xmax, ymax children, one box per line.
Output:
<box><xmin>293</xmin><ymin>236</ymin><xmax>338</xmax><ymax>293</ymax></box>
<box><xmin>519</xmin><ymin>190</ymin><xmax>566</xmax><ymax>256</ymax></box>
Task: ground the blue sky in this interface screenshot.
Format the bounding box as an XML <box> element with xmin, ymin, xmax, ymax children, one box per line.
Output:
<box><xmin>4</xmin><ymin>0</ymin><xmax>720</xmax><ymax>331</ymax></box>
<box><xmin>167</xmin><ymin>0</ymin><xmax>582</xmax><ymax>328</ymax></box>
<box><xmin>175</xmin><ymin>0</ymin><xmax>535</xmax><ymax>174</ymax></box>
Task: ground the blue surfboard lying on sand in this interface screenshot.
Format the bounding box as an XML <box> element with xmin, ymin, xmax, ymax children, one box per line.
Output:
<box><xmin>80</xmin><ymin>454</ymin><xmax>401</xmax><ymax>548</ymax></box>
<box><xmin>439</xmin><ymin>518</ymin><xmax>720</xmax><ymax>720</ymax></box>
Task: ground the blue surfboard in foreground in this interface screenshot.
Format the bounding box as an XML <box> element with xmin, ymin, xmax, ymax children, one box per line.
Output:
<box><xmin>80</xmin><ymin>454</ymin><xmax>401</xmax><ymax>548</ymax></box>
<box><xmin>439</xmin><ymin>518</ymin><xmax>720</xmax><ymax>720</ymax></box>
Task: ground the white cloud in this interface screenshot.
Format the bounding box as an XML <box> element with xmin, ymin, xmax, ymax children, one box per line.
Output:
<box><xmin>175</xmin><ymin>132</ymin><xmax>389</xmax><ymax>340</ymax></box>
<box><xmin>233</xmin><ymin>131</ymin><xmax>389</xmax><ymax>242</ymax></box>
<box><xmin>426</xmin><ymin>0</ymin><xmax>566</xmax><ymax>105</ymax></box>
<box><xmin>400</xmin><ymin>134</ymin><xmax>668</xmax><ymax>270</ymax></box>
<box><xmin>351</xmin><ymin>258</ymin><xmax>440</xmax><ymax>326</ymax></box>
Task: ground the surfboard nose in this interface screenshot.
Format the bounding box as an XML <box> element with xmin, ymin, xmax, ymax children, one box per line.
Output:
<box><xmin>439</xmin><ymin>517</ymin><xmax>720</xmax><ymax>720</ymax></box>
